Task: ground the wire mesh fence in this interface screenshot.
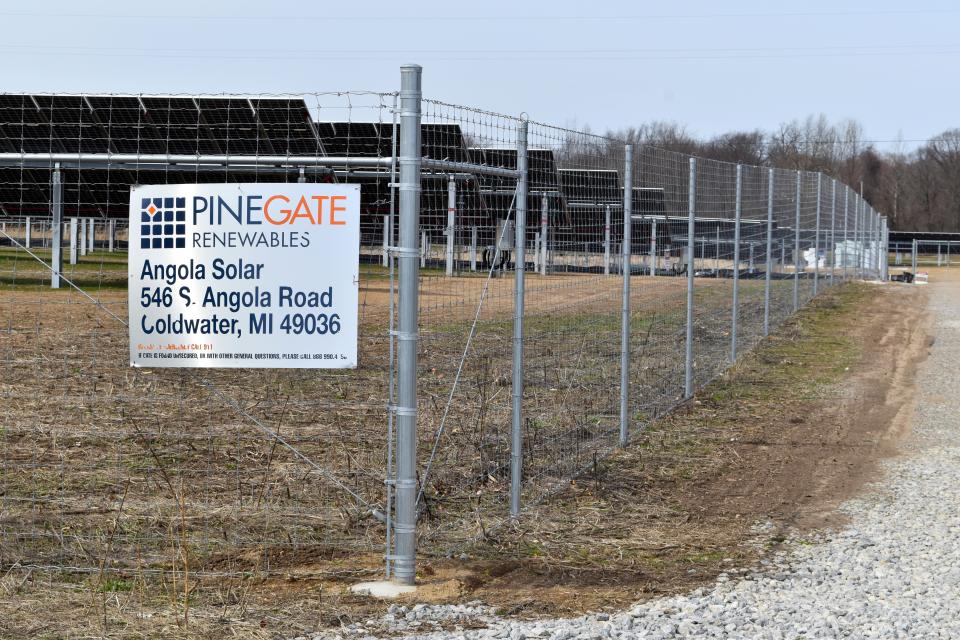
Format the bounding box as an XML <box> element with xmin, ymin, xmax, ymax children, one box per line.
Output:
<box><xmin>0</xmin><ymin>66</ymin><xmax>891</xmax><ymax>631</ymax></box>
<box><xmin>896</xmin><ymin>239</ymin><xmax>959</xmax><ymax>268</ymax></box>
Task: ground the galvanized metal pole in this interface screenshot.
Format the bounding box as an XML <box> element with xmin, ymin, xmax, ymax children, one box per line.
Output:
<box><xmin>829</xmin><ymin>179</ymin><xmax>836</xmax><ymax>285</ymax></box>
<box><xmin>540</xmin><ymin>194</ymin><xmax>548</xmax><ymax>276</ymax></box>
<box><xmin>912</xmin><ymin>238</ymin><xmax>918</xmax><ymax>274</ymax></box>
<box><xmin>108</xmin><ymin>219</ymin><xmax>115</xmax><ymax>252</ymax></box>
<box><xmin>650</xmin><ymin>217</ymin><xmax>657</xmax><ymax>277</ymax></box>
<box><xmin>24</xmin><ymin>217</ymin><xmax>31</xmax><ymax>249</ymax></box>
<box><xmin>510</xmin><ymin>119</ymin><xmax>529</xmax><ymax>518</ymax></box>
<box><xmin>813</xmin><ymin>173</ymin><xmax>821</xmax><ymax>296</ymax></box>
<box><xmin>446</xmin><ymin>177</ymin><xmax>456</xmax><ymax>277</ymax></box>
<box><xmin>604</xmin><ymin>204</ymin><xmax>611</xmax><ymax>275</ymax></box>
<box><xmin>50</xmin><ymin>166</ymin><xmax>63</xmax><ymax>289</ymax></box>
<box><xmin>393</xmin><ymin>63</ymin><xmax>422</xmax><ymax>587</ymax></box>
<box><xmin>881</xmin><ymin>217</ymin><xmax>889</xmax><ymax>281</ymax></box>
<box><xmin>715</xmin><ymin>226</ymin><xmax>720</xmax><ymax>271</ymax></box>
<box><xmin>684</xmin><ymin>158</ymin><xmax>696</xmax><ymax>398</ymax></box>
<box><xmin>855</xmin><ymin>180</ymin><xmax>867</xmax><ymax>280</ymax></box>
<box><xmin>470</xmin><ymin>226</ymin><xmax>477</xmax><ymax>271</ymax></box>
<box><xmin>793</xmin><ymin>171</ymin><xmax>801</xmax><ymax>312</ymax></box>
<box><xmin>619</xmin><ymin>144</ymin><xmax>633</xmax><ymax>447</ymax></box>
<box><xmin>88</xmin><ymin>218</ymin><xmax>94</xmax><ymax>253</ymax></box>
<box><xmin>843</xmin><ymin>187</ymin><xmax>849</xmax><ymax>280</ymax></box>
<box><xmin>731</xmin><ymin>164</ymin><xmax>742</xmax><ymax>361</ymax></box>
<box><xmin>79</xmin><ymin>218</ymin><xmax>87</xmax><ymax>257</ymax></box>
<box><xmin>69</xmin><ymin>217</ymin><xmax>78</xmax><ymax>265</ymax></box>
<box><xmin>382</xmin><ymin>216</ymin><xmax>390</xmax><ymax>267</ymax></box>
<box><xmin>763</xmin><ymin>168</ymin><xmax>774</xmax><ymax>337</ymax></box>
<box><xmin>533</xmin><ymin>232</ymin><xmax>540</xmax><ymax>272</ymax></box>
<box><xmin>876</xmin><ymin>212</ymin><xmax>881</xmax><ymax>277</ymax></box>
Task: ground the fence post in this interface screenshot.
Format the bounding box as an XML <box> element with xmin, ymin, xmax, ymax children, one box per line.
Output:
<box><xmin>540</xmin><ymin>194</ymin><xmax>548</xmax><ymax>276</ymax></box>
<box><xmin>108</xmin><ymin>219</ymin><xmax>115</xmax><ymax>252</ymax></box>
<box><xmin>470</xmin><ymin>226</ymin><xmax>477</xmax><ymax>271</ymax></box>
<box><xmin>843</xmin><ymin>187</ymin><xmax>849</xmax><ymax>280</ymax></box>
<box><xmin>420</xmin><ymin>230</ymin><xmax>427</xmax><ymax>268</ymax></box>
<box><xmin>533</xmin><ymin>232</ymin><xmax>540</xmax><ymax>272</ymax></box>
<box><xmin>604</xmin><ymin>204</ymin><xmax>611</xmax><ymax>275</ymax></box>
<box><xmin>763</xmin><ymin>168</ymin><xmax>774</xmax><ymax>336</ymax></box>
<box><xmin>393</xmin><ymin>63</ymin><xmax>422</xmax><ymax>587</ymax></box>
<box><xmin>50</xmin><ymin>166</ymin><xmax>63</xmax><ymax>289</ymax></box>
<box><xmin>446</xmin><ymin>177</ymin><xmax>456</xmax><ymax>277</ymax></box>
<box><xmin>881</xmin><ymin>217</ymin><xmax>888</xmax><ymax>280</ymax></box>
<box><xmin>912</xmin><ymin>238</ymin><xmax>918</xmax><ymax>274</ymax></box>
<box><xmin>650</xmin><ymin>217</ymin><xmax>657</xmax><ymax>276</ymax></box>
<box><xmin>813</xmin><ymin>173</ymin><xmax>821</xmax><ymax>295</ymax></box>
<box><xmin>382</xmin><ymin>215</ymin><xmax>389</xmax><ymax>267</ymax></box>
<box><xmin>510</xmin><ymin>118</ymin><xmax>529</xmax><ymax>518</ymax></box>
<box><xmin>619</xmin><ymin>144</ymin><xmax>633</xmax><ymax>447</ymax></box>
<box><xmin>715</xmin><ymin>227</ymin><xmax>720</xmax><ymax>271</ymax></box>
<box><xmin>874</xmin><ymin>211</ymin><xmax>881</xmax><ymax>278</ymax></box>
<box><xmin>69</xmin><ymin>217</ymin><xmax>78</xmax><ymax>265</ymax></box>
<box><xmin>793</xmin><ymin>171</ymin><xmax>801</xmax><ymax>312</ymax></box>
<box><xmin>856</xmin><ymin>180</ymin><xmax>867</xmax><ymax>280</ymax></box>
<box><xmin>731</xmin><ymin>164</ymin><xmax>742</xmax><ymax>361</ymax></box>
<box><xmin>829</xmin><ymin>179</ymin><xmax>836</xmax><ymax>285</ymax></box>
<box><xmin>853</xmin><ymin>193</ymin><xmax>859</xmax><ymax>278</ymax></box>
<box><xmin>684</xmin><ymin>158</ymin><xmax>696</xmax><ymax>398</ymax></box>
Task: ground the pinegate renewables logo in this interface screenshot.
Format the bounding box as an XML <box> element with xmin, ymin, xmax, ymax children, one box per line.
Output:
<box><xmin>140</xmin><ymin>196</ymin><xmax>187</xmax><ymax>249</ymax></box>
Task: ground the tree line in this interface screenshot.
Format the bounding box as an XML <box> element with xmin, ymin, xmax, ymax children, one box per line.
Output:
<box><xmin>602</xmin><ymin>116</ymin><xmax>960</xmax><ymax>232</ymax></box>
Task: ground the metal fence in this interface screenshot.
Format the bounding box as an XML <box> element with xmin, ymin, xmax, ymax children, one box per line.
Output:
<box><xmin>889</xmin><ymin>239</ymin><xmax>959</xmax><ymax>270</ymax></box>
<box><xmin>0</xmin><ymin>65</ymin><xmax>889</xmax><ymax>617</ymax></box>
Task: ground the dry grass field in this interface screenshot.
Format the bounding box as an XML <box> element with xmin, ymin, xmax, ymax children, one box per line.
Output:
<box><xmin>0</xmin><ymin>244</ymin><xmax>822</xmax><ymax>638</ymax></box>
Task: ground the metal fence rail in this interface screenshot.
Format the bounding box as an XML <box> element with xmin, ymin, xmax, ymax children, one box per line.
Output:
<box><xmin>0</xmin><ymin>65</ymin><xmax>890</xmax><ymax>619</ymax></box>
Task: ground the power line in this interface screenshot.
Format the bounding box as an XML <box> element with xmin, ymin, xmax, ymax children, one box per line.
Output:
<box><xmin>2</xmin><ymin>46</ymin><xmax>959</xmax><ymax>62</ymax></box>
<box><xmin>1</xmin><ymin>9</ymin><xmax>958</xmax><ymax>21</ymax></box>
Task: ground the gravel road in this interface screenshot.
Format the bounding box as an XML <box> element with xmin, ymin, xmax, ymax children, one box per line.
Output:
<box><xmin>307</xmin><ymin>279</ymin><xmax>957</xmax><ymax>639</ymax></box>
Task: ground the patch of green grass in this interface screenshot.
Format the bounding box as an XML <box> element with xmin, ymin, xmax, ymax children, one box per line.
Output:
<box><xmin>97</xmin><ymin>578</ymin><xmax>133</xmax><ymax>593</ymax></box>
<box><xmin>685</xmin><ymin>550</ymin><xmax>725</xmax><ymax>565</ymax></box>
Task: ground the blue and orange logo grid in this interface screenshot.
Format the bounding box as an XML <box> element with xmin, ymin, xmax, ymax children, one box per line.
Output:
<box><xmin>140</xmin><ymin>197</ymin><xmax>186</xmax><ymax>249</ymax></box>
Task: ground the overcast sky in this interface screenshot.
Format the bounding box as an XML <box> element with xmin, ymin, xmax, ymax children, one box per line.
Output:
<box><xmin>3</xmin><ymin>0</ymin><xmax>958</xmax><ymax>150</ymax></box>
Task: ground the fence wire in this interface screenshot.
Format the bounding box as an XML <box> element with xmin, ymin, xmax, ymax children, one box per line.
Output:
<box><xmin>0</xmin><ymin>81</ymin><xmax>889</xmax><ymax>635</ymax></box>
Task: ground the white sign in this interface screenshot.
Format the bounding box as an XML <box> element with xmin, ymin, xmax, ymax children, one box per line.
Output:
<box><xmin>128</xmin><ymin>183</ymin><xmax>360</xmax><ymax>368</ymax></box>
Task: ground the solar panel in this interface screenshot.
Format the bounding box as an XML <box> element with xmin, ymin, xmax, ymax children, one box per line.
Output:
<box><xmin>313</xmin><ymin>122</ymin><xmax>471</xmax><ymax>163</ymax></box>
<box><xmin>0</xmin><ymin>94</ymin><xmax>331</xmax><ymax>219</ymax></box>
<box><xmin>557</xmin><ymin>168</ymin><xmax>620</xmax><ymax>205</ymax></box>
<box><xmin>0</xmin><ymin>94</ymin><xmax>322</xmax><ymax>157</ymax></box>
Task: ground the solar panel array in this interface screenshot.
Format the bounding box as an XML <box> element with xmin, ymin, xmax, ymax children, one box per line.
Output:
<box><xmin>0</xmin><ymin>98</ymin><xmax>667</xmax><ymax>239</ymax></box>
